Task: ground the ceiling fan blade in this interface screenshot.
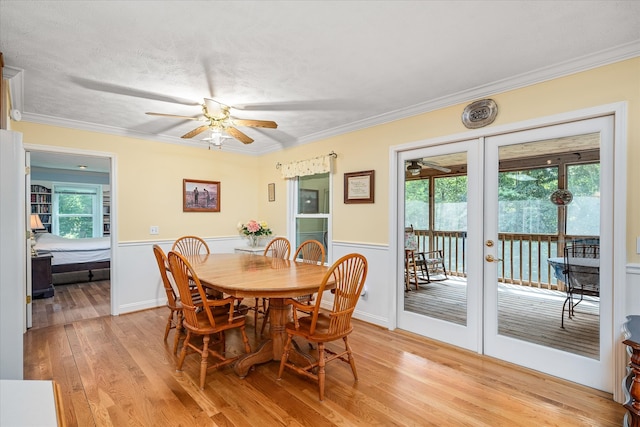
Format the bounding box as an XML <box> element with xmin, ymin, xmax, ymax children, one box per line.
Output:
<box><xmin>181</xmin><ymin>125</ymin><xmax>210</xmax><ymax>139</ymax></box>
<box><xmin>232</xmin><ymin>119</ymin><xmax>278</xmax><ymax>129</ymax></box>
<box><xmin>226</xmin><ymin>127</ymin><xmax>254</xmax><ymax>144</ymax></box>
<box><xmin>70</xmin><ymin>77</ymin><xmax>200</xmax><ymax>106</ymax></box>
<box><xmin>146</xmin><ymin>112</ymin><xmax>201</xmax><ymax>121</ymax></box>
<box><xmin>420</xmin><ymin>161</ymin><xmax>451</xmax><ymax>173</ymax></box>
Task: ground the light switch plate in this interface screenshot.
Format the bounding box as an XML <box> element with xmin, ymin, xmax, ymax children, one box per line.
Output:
<box><xmin>637</xmin><ymin>236</ymin><xmax>640</xmax><ymax>254</ymax></box>
<box><xmin>150</xmin><ymin>226</ymin><xmax>159</xmax><ymax>235</ymax></box>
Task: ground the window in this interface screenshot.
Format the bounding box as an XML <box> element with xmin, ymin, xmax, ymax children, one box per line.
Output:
<box><xmin>292</xmin><ymin>172</ymin><xmax>331</xmax><ymax>261</ymax></box>
<box><xmin>566</xmin><ymin>163</ymin><xmax>600</xmax><ymax>236</ymax></box>
<box><xmin>52</xmin><ymin>184</ymin><xmax>103</xmax><ymax>238</ymax></box>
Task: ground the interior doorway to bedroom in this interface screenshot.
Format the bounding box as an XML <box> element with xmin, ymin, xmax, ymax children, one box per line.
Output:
<box><xmin>27</xmin><ymin>149</ymin><xmax>113</xmax><ymax>330</ymax></box>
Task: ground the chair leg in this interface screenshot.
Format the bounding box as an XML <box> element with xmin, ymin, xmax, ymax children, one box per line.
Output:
<box><xmin>260</xmin><ymin>305</ymin><xmax>270</xmax><ymax>335</ymax></box>
<box><xmin>173</xmin><ymin>311</ymin><xmax>183</xmax><ymax>354</ymax></box>
<box><xmin>240</xmin><ymin>326</ymin><xmax>251</xmax><ymax>353</ymax></box>
<box><xmin>199</xmin><ymin>335</ymin><xmax>210</xmax><ymax>390</ymax></box>
<box><xmin>164</xmin><ymin>309</ymin><xmax>174</xmax><ymax>342</ymax></box>
<box><xmin>317</xmin><ymin>342</ymin><xmax>326</xmax><ymax>401</ymax></box>
<box><xmin>278</xmin><ymin>335</ymin><xmax>294</xmax><ymax>379</ymax></box>
<box><xmin>176</xmin><ymin>331</ymin><xmax>191</xmax><ymax>371</ymax></box>
<box><xmin>343</xmin><ymin>336</ymin><xmax>358</xmax><ymax>381</ymax></box>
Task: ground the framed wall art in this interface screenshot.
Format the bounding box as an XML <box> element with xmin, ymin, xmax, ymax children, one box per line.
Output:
<box><xmin>268</xmin><ymin>183</ymin><xmax>276</xmax><ymax>202</ymax></box>
<box><xmin>344</xmin><ymin>170</ymin><xmax>374</xmax><ymax>204</ymax></box>
<box><xmin>183</xmin><ymin>179</ymin><xmax>220</xmax><ymax>212</ymax></box>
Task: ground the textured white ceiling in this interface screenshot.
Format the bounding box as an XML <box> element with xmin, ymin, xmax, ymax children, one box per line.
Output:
<box><xmin>2</xmin><ymin>1</ymin><xmax>639</xmax><ymax>157</ymax></box>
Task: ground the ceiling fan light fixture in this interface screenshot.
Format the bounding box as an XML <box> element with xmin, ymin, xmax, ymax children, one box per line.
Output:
<box><xmin>407</xmin><ymin>161</ymin><xmax>421</xmax><ymax>176</ymax></box>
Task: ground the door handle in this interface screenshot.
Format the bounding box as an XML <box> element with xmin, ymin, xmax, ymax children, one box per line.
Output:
<box><xmin>485</xmin><ymin>254</ymin><xmax>503</xmax><ymax>263</ymax></box>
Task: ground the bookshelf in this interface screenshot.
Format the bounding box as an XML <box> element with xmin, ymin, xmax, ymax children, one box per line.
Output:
<box><xmin>103</xmin><ymin>190</ymin><xmax>110</xmax><ymax>236</ymax></box>
<box><xmin>30</xmin><ymin>185</ymin><xmax>52</xmax><ymax>233</ymax></box>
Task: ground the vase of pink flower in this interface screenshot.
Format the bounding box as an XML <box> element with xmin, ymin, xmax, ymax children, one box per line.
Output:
<box><xmin>238</xmin><ymin>220</ymin><xmax>272</xmax><ymax>247</ymax></box>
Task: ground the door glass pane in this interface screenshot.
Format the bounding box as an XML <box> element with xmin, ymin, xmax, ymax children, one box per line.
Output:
<box><xmin>496</xmin><ymin>134</ymin><xmax>600</xmax><ymax>359</ymax></box>
<box><xmin>403</xmin><ymin>153</ymin><xmax>468</xmax><ymax>326</ymax></box>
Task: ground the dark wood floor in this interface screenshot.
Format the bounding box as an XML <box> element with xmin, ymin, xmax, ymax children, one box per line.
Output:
<box><xmin>25</xmin><ymin>280</ymin><xmax>625</xmax><ymax>426</ymax></box>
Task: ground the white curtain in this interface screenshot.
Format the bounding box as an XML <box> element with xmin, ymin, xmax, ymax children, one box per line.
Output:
<box><xmin>280</xmin><ymin>154</ymin><xmax>333</xmax><ymax>179</ymax></box>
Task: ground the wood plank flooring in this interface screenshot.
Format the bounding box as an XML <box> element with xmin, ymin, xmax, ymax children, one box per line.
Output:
<box><xmin>25</xmin><ymin>281</ymin><xmax>625</xmax><ymax>426</ymax></box>
<box><xmin>404</xmin><ymin>279</ymin><xmax>599</xmax><ymax>358</ymax></box>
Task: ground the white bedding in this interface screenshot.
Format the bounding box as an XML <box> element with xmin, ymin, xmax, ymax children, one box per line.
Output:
<box><xmin>34</xmin><ymin>233</ymin><xmax>110</xmax><ymax>266</ymax></box>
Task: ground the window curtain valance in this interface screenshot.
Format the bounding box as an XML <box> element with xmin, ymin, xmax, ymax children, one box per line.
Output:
<box><xmin>278</xmin><ymin>152</ymin><xmax>336</xmax><ymax>179</ymax></box>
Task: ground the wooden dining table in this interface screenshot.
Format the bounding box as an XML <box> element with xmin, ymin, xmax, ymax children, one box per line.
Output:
<box><xmin>184</xmin><ymin>252</ymin><xmax>332</xmax><ymax>377</ymax></box>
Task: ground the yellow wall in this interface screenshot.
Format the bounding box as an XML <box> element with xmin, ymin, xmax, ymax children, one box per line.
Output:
<box><xmin>13</xmin><ymin>122</ymin><xmax>263</xmax><ymax>241</ymax></box>
<box><xmin>260</xmin><ymin>57</ymin><xmax>640</xmax><ymax>257</ymax></box>
<box><xmin>12</xmin><ymin>58</ymin><xmax>640</xmax><ymax>259</ymax></box>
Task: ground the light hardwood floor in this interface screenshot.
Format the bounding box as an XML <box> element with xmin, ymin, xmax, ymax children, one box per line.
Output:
<box><xmin>26</xmin><ymin>281</ymin><xmax>626</xmax><ymax>426</ymax></box>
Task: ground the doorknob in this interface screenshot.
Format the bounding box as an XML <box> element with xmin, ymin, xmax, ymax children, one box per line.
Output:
<box><xmin>486</xmin><ymin>240</ymin><xmax>494</xmax><ymax>247</ymax></box>
<box><xmin>485</xmin><ymin>254</ymin><xmax>503</xmax><ymax>263</ymax></box>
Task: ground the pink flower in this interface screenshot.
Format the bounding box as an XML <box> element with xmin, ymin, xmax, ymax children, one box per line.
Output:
<box><xmin>246</xmin><ymin>220</ymin><xmax>261</xmax><ymax>233</ymax></box>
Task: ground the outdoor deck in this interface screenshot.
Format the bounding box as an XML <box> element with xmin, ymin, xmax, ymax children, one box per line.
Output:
<box><xmin>404</xmin><ymin>278</ymin><xmax>599</xmax><ymax>359</ymax></box>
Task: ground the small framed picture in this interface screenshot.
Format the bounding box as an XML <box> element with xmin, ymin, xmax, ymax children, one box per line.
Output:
<box><xmin>268</xmin><ymin>183</ymin><xmax>276</xmax><ymax>202</ymax></box>
<box><xmin>183</xmin><ymin>179</ymin><xmax>220</xmax><ymax>212</ymax></box>
<box><xmin>344</xmin><ymin>170</ymin><xmax>374</xmax><ymax>204</ymax></box>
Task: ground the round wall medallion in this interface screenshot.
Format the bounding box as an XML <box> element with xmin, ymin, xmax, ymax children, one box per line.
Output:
<box><xmin>461</xmin><ymin>99</ymin><xmax>498</xmax><ymax>129</ymax></box>
<box><xmin>550</xmin><ymin>189</ymin><xmax>573</xmax><ymax>206</ymax></box>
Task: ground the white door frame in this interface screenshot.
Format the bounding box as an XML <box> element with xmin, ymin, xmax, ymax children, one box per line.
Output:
<box><xmin>388</xmin><ymin>102</ymin><xmax>628</xmax><ymax>401</ymax></box>
<box><xmin>23</xmin><ymin>143</ymin><xmax>119</xmax><ymax>317</ymax></box>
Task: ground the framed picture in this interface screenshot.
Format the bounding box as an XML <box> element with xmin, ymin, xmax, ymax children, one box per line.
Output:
<box><xmin>344</xmin><ymin>170</ymin><xmax>374</xmax><ymax>204</ymax></box>
<box><xmin>299</xmin><ymin>188</ymin><xmax>319</xmax><ymax>213</ymax></box>
<box><xmin>183</xmin><ymin>179</ymin><xmax>220</xmax><ymax>212</ymax></box>
<box><xmin>268</xmin><ymin>183</ymin><xmax>276</xmax><ymax>202</ymax></box>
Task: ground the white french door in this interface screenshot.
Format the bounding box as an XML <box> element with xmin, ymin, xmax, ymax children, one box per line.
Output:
<box><xmin>397</xmin><ymin>139</ymin><xmax>484</xmax><ymax>352</ymax></box>
<box><xmin>397</xmin><ymin>115</ymin><xmax>614</xmax><ymax>392</ymax></box>
<box><xmin>483</xmin><ymin>116</ymin><xmax>613</xmax><ymax>391</ymax></box>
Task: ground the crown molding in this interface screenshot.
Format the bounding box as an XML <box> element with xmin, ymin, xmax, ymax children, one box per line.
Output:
<box><xmin>296</xmin><ymin>41</ymin><xmax>640</xmax><ymax>146</ymax></box>
<box><xmin>20</xmin><ymin>112</ymin><xmax>263</xmax><ymax>156</ymax></box>
<box><xmin>16</xmin><ymin>40</ymin><xmax>640</xmax><ymax>156</ymax></box>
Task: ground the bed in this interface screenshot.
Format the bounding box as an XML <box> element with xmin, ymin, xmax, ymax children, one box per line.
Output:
<box><xmin>33</xmin><ymin>232</ymin><xmax>110</xmax><ymax>281</ymax></box>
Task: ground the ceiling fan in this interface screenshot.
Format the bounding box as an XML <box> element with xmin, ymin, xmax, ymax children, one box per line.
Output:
<box><xmin>406</xmin><ymin>160</ymin><xmax>451</xmax><ymax>176</ymax></box>
<box><xmin>146</xmin><ymin>98</ymin><xmax>277</xmax><ymax>144</ymax></box>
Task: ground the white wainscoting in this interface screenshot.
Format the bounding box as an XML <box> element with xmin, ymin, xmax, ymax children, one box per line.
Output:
<box><xmin>114</xmin><ymin>237</ymin><xmax>393</xmax><ymax>329</ymax></box>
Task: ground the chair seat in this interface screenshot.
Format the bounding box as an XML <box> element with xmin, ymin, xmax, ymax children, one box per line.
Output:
<box><xmin>182</xmin><ymin>309</ymin><xmax>246</xmax><ymax>334</ymax></box>
<box><xmin>285</xmin><ymin>313</ymin><xmax>353</xmax><ymax>342</ymax></box>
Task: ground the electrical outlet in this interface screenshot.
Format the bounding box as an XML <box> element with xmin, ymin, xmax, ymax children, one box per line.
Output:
<box><xmin>150</xmin><ymin>226</ymin><xmax>159</xmax><ymax>235</ymax></box>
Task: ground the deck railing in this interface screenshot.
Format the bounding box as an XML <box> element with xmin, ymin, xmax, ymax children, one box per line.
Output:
<box><xmin>412</xmin><ymin>230</ymin><xmax>597</xmax><ymax>290</ymax></box>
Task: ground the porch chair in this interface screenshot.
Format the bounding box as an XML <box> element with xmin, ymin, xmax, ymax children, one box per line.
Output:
<box><xmin>406</xmin><ymin>225</ymin><xmax>448</xmax><ymax>283</ymax></box>
<box><xmin>167</xmin><ymin>251</ymin><xmax>251</xmax><ymax>389</ymax></box>
<box><xmin>561</xmin><ymin>243</ymin><xmax>600</xmax><ymax>328</ymax></box>
<box><xmin>250</xmin><ymin>237</ymin><xmax>293</xmax><ymax>334</ymax></box>
<box><xmin>277</xmin><ymin>253</ymin><xmax>368</xmax><ymax>401</ymax></box>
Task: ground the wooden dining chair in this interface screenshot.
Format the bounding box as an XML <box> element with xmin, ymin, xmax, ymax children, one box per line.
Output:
<box><xmin>246</xmin><ymin>237</ymin><xmax>292</xmax><ymax>334</ymax></box>
<box><xmin>172</xmin><ymin>235</ymin><xmax>210</xmax><ymax>256</ymax></box>
<box><xmin>168</xmin><ymin>251</ymin><xmax>251</xmax><ymax>389</ymax></box>
<box><xmin>277</xmin><ymin>253</ymin><xmax>368</xmax><ymax>401</ymax></box>
<box><xmin>172</xmin><ymin>235</ymin><xmax>224</xmax><ymax>299</ymax></box>
<box><xmin>290</xmin><ymin>240</ymin><xmax>326</xmax><ymax>304</ymax></box>
<box><xmin>152</xmin><ymin>244</ymin><xmax>185</xmax><ymax>354</ymax></box>
<box><xmin>263</xmin><ymin>237</ymin><xmax>291</xmax><ymax>259</ymax></box>
<box><xmin>153</xmin><ymin>245</ymin><xmax>207</xmax><ymax>354</ymax></box>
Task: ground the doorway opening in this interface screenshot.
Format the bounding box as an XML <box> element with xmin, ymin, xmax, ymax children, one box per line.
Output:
<box><xmin>27</xmin><ymin>149</ymin><xmax>114</xmax><ymax>329</ymax></box>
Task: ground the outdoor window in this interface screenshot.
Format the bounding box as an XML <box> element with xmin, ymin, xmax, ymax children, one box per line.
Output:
<box><xmin>52</xmin><ymin>184</ymin><xmax>103</xmax><ymax>238</ymax></box>
<box><xmin>566</xmin><ymin>163</ymin><xmax>600</xmax><ymax>236</ymax></box>
<box><xmin>498</xmin><ymin>167</ymin><xmax>558</xmax><ymax>234</ymax></box>
<box><xmin>293</xmin><ymin>172</ymin><xmax>330</xmax><ymax>261</ymax></box>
